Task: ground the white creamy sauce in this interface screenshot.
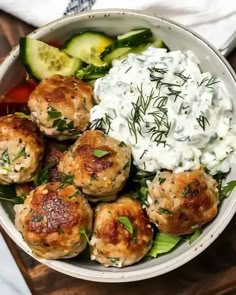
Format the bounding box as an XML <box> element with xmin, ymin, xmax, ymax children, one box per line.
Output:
<box><xmin>91</xmin><ymin>47</ymin><xmax>236</xmax><ymax>174</ymax></box>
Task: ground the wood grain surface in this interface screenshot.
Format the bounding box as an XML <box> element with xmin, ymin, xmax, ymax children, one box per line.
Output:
<box><xmin>1</xmin><ymin>9</ymin><xmax>236</xmax><ymax>295</ymax></box>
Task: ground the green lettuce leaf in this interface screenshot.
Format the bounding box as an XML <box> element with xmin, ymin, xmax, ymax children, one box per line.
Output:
<box><xmin>148</xmin><ymin>232</ymin><xmax>181</xmax><ymax>258</ymax></box>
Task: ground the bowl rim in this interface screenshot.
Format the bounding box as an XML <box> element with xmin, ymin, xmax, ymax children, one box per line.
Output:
<box><xmin>0</xmin><ymin>9</ymin><xmax>236</xmax><ymax>283</ymax></box>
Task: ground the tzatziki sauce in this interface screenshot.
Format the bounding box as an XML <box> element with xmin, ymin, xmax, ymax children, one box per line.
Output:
<box><xmin>91</xmin><ymin>47</ymin><xmax>236</xmax><ymax>174</ymax></box>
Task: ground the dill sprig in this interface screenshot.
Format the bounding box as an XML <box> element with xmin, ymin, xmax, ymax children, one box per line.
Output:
<box><xmin>90</xmin><ymin>113</ymin><xmax>113</xmax><ymax>134</ymax></box>
<box><xmin>174</xmin><ymin>70</ymin><xmax>191</xmax><ymax>86</ymax></box>
<box><xmin>148</xmin><ymin>67</ymin><xmax>168</xmax><ymax>75</ymax></box>
<box><xmin>167</xmin><ymin>87</ymin><xmax>184</xmax><ymax>102</ymax></box>
<box><xmin>137</xmin><ymin>84</ymin><xmax>158</xmax><ymax>114</ymax></box>
<box><xmin>198</xmin><ymin>76</ymin><xmax>220</xmax><ymax>89</ymax></box>
<box><xmin>196</xmin><ymin>114</ymin><xmax>210</xmax><ymax>131</ymax></box>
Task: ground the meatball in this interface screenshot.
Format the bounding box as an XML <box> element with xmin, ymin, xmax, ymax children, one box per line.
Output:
<box><xmin>58</xmin><ymin>130</ymin><xmax>131</xmax><ymax>202</ymax></box>
<box><xmin>28</xmin><ymin>75</ymin><xmax>93</xmax><ymax>140</ymax></box>
<box><xmin>0</xmin><ymin>115</ymin><xmax>44</xmax><ymax>184</ymax></box>
<box><xmin>90</xmin><ymin>195</ymin><xmax>153</xmax><ymax>267</ymax></box>
<box><xmin>147</xmin><ymin>168</ymin><xmax>219</xmax><ymax>235</ymax></box>
<box><xmin>14</xmin><ymin>182</ymin><xmax>93</xmax><ymax>259</ymax></box>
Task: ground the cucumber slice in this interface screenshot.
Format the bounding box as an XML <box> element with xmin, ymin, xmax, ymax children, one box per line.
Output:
<box><xmin>63</xmin><ymin>31</ymin><xmax>113</xmax><ymax>66</ymax></box>
<box><xmin>117</xmin><ymin>29</ymin><xmax>152</xmax><ymax>42</ymax></box>
<box><xmin>100</xmin><ymin>28</ymin><xmax>153</xmax><ymax>63</ymax></box>
<box><xmin>102</xmin><ymin>48</ymin><xmax>132</xmax><ymax>64</ymax></box>
<box><xmin>75</xmin><ymin>64</ymin><xmax>110</xmax><ymax>80</ymax></box>
<box><xmin>119</xmin><ymin>39</ymin><xmax>168</xmax><ymax>59</ymax></box>
<box><xmin>20</xmin><ymin>37</ymin><xmax>81</xmax><ymax>81</ymax></box>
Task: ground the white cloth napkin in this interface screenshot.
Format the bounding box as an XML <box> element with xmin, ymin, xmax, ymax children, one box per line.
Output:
<box><xmin>0</xmin><ymin>0</ymin><xmax>235</xmax><ymax>54</ymax></box>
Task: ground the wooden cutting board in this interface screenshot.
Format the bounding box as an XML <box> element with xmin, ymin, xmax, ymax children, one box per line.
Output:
<box><xmin>1</xmin><ymin>10</ymin><xmax>236</xmax><ymax>295</ymax></box>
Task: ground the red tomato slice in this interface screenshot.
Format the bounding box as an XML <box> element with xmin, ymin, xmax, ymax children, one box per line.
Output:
<box><xmin>3</xmin><ymin>83</ymin><xmax>35</xmax><ymax>104</ymax></box>
<box><xmin>47</xmin><ymin>42</ymin><xmax>61</xmax><ymax>49</ymax></box>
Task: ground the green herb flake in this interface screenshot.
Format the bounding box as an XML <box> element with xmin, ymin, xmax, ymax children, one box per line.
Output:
<box><xmin>69</xmin><ymin>191</ymin><xmax>80</xmax><ymax>199</ymax></box>
<box><xmin>31</xmin><ymin>215</ymin><xmax>44</xmax><ymax>222</ymax></box>
<box><xmin>157</xmin><ymin>207</ymin><xmax>174</xmax><ymax>215</ymax></box>
<box><xmin>34</xmin><ymin>160</ymin><xmax>58</xmax><ymax>186</ymax></box>
<box><xmin>118</xmin><ymin>141</ymin><xmax>127</xmax><ymax>147</ymax></box>
<box><xmin>196</xmin><ymin>114</ymin><xmax>210</xmax><ymax>131</ymax></box>
<box><xmin>107</xmin><ymin>257</ymin><xmax>120</xmax><ymax>266</ymax></box>
<box><xmin>182</xmin><ymin>184</ymin><xmax>191</xmax><ymax>197</ymax></box>
<box><xmin>53</xmin><ymin>145</ymin><xmax>68</xmax><ymax>152</ymax></box>
<box><xmin>59</xmin><ymin>174</ymin><xmax>74</xmax><ymax>189</ymax></box>
<box><xmin>148</xmin><ymin>233</ymin><xmax>181</xmax><ymax>258</ymax></box>
<box><xmin>80</xmin><ymin>228</ymin><xmax>90</xmax><ymax>243</ymax></box>
<box><xmin>47</xmin><ymin>106</ymin><xmax>62</xmax><ymax>120</ymax></box>
<box><xmin>91</xmin><ymin>173</ymin><xmax>98</xmax><ymax>181</ymax></box>
<box><xmin>13</xmin><ymin>147</ymin><xmax>26</xmax><ymax>162</ymax></box>
<box><xmin>158</xmin><ymin>177</ymin><xmax>166</xmax><ymax>185</ymax></box>
<box><xmin>57</xmin><ymin>227</ymin><xmax>64</xmax><ymax>235</ymax></box>
<box><xmin>123</xmin><ymin>159</ymin><xmax>130</xmax><ymax>170</ymax></box>
<box><xmin>0</xmin><ymin>149</ymin><xmax>10</xmax><ymax>166</ymax></box>
<box><xmin>52</xmin><ymin>118</ymin><xmax>67</xmax><ymax>131</ymax></box>
<box><xmin>118</xmin><ymin>216</ymin><xmax>133</xmax><ymax>234</ymax></box>
<box><xmin>92</xmin><ymin>149</ymin><xmax>110</xmax><ymax>158</ymax></box>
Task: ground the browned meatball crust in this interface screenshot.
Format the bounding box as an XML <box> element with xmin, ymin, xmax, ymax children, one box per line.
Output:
<box><xmin>58</xmin><ymin>130</ymin><xmax>132</xmax><ymax>202</ymax></box>
<box><xmin>0</xmin><ymin>114</ymin><xmax>44</xmax><ymax>184</ymax></box>
<box><xmin>43</xmin><ymin>140</ymin><xmax>70</xmax><ymax>182</ymax></box>
<box><xmin>28</xmin><ymin>75</ymin><xmax>93</xmax><ymax>140</ymax></box>
<box><xmin>147</xmin><ymin>168</ymin><xmax>219</xmax><ymax>235</ymax></box>
<box><xmin>15</xmin><ymin>182</ymin><xmax>93</xmax><ymax>259</ymax></box>
<box><xmin>90</xmin><ymin>195</ymin><xmax>153</xmax><ymax>267</ymax></box>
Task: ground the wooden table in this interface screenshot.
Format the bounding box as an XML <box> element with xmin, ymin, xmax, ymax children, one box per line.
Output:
<box><xmin>1</xmin><ymin>10</ymin><xmax>236</xmax><ymax>295</ymax></box>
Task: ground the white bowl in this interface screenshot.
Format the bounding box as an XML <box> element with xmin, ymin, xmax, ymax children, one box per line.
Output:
<box><xmin>0</xmin><ymin>9</ymin><xmax>236</xmax><ymax>283</ymax></box>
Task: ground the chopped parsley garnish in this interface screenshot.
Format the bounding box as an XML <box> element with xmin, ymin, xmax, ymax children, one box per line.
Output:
<box><xmin>69</xmin><ymin>191</ymin><xmax>80</xmax><ymax>199</ymax></box>
<box><xmin>123</xmin><ymin>160</ymin><xmax>130</xmax><ymax>170</ymax></box>
<box><xmin>52</xmin><ymin>117</ymin><xmax>78</xmax><ymax>135</ymax></box>
<box><xmin>0</xmin><ymin>149</ymin><xmax>10</xmax><ymax>166</ymax></box>
<box><xmin>127</xmin><ymin>170</ymin><xmax>155</xmax><ymax>207</ymax></box>
<box><xmin>157</xmin><ymin>207</ymin><xmax>174</xmax><ymax>215</ymax></box>
<box><xmin>53</xmin><ymin>144</ymin><xmax>69</xmax><ymax>152</ymax></box>
<box><xmin>91</xmin><ymin>173</ymin><xmax>98</xmax><ymax>180</ymax></box>
<box><xmin>118</xmin><ymin>216</ymin><xmax>134</xmax><ymax>234</ymax></box>
<box><xmin>34</xmin><ymin>160</ymin><xmax>58</xmax><ymax>186</ymax></box>
<box><xmin>59</xmin><ymin>174</ymin><xmax>74</xmax><ymax>189</ymax></box>
<box><xmin>118</xmin><ymin>141</ymin><xmax>127</xmax><ymax>147</ymax></box>
<box><xmin>158</xmin><ymin>177</ymin><xmax>166</xmax><ymax>185</ymax></box>
<box><xmin>47</xmin><ymin>106</ymin><xmax>62</xmax><ymax>120</ymax></box>
<box><xmin>57</xmin><ymin>227</ymin><xmax>64</xmax><ymax>234</ymax></box>
<box><xmin>182</xmin><ymin>184</ymin><xmax>191</xmax><ymax>197</ymax></box>
<box><xmin>92</xmin><ymin>149</ymin><xmax>110</xmax><ymax>158</ymax></box>
<box><xmin>80</xmin><ymin>228</ymin><xmax>90</xmax><ymax>243</ymax></box>
<box><xmin>31</xmin><ymin>215</ymin><xmax>44</xmax><ymax>222</ymax></box>
<box><xmin>196</xmin><ymin>114</ymin><xmax>210</xmax><ymax>131</ymax></box>
<box><xmin>107</xmin><ymin>257</ymin><xmax>120</xmax><ymax>266</ymax></box>
<box><xmin>13</xmin><ymin>147</ymin><xmax>26</xmax><ymax>161</ymax></box>
<box><xmin>52</xmin><ymin>118</ymin><xmax>67</xmax><ymax>131</ymax></box>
